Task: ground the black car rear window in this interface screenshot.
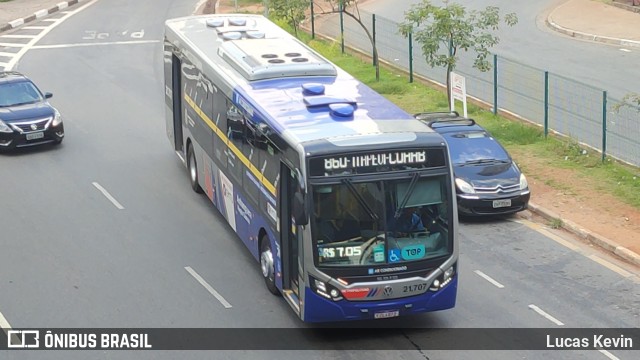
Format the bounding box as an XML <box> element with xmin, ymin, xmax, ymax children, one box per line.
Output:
<box><xmin>445</xmin><ymin>131</ymin><xmax>510</xmax><ymax>165</ymax></box>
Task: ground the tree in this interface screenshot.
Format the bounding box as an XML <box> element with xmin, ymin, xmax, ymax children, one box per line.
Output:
<box><xmin>314</xmin><ymin>0</ymin><xmax>381</xmax><ymax>81</ymax></box>
<box><xmin>613</xmin><ymin>92</ymin><xmax>640</xmax><ymax>112</ymax></box>
<box><xmin>399</xmin><ymin>0</ymin><xmax>517</xmax><ymax>108</ymax></box>
<box><xmin>269</xmin><ymin>0</ymin><xmax>308</xmax><ymax>38</ymax></box>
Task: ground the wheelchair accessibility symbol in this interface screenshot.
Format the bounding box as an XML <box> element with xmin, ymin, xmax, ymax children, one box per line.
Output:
<box><xmin>388</xmin><ymin>249</ymin><xmax>401</xmax><ymax>263</ymax></box>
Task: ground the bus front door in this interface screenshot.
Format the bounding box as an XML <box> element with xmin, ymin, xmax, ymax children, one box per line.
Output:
<box><xmin>171</xmin><ymin>53</ymin><xmax>184</xmax><ymax>153</ymax></box>
<box><xmin>280</xmin><ymin>163</ymin><xmax>301</xmax><ymax>309</ymax></box>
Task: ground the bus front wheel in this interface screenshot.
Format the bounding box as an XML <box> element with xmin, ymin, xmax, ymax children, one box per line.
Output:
<box><xmin>187</xmin><ymin>143</ymin><xmax>203</xmax><ymax>194</ymax></box>
<box><xmin>260</xmin><ymin>237</ymin><xmax>279</xmax><ymax>295</ymax></box>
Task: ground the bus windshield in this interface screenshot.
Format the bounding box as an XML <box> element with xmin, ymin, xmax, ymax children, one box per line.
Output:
<box><xmin>312</xmin><ymin>175</ymin><xmax>451</xmax><ymax>267</ymax></box>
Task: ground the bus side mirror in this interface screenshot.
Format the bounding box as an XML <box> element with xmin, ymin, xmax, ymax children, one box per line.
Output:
<box><xmin>293</xmin><ymin>191</ymin><xmax>308</xmax><ymax>226</ymax></box>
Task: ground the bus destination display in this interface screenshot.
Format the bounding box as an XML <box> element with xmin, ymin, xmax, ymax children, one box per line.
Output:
<box><xmin>310</xmin><ymin>149</ymin><xmax>445</xmax><ymax>176</ymax></box>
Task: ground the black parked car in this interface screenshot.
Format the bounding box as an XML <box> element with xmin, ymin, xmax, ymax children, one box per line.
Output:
<box><xmin>415</xmin><ymin>111</ymin><xmax>530</xmax><ymax>216</ymax></box>
<box><xmin>0</xmin><ymin>71</ymin><xmax>64</xmax><ymax>150</ymax></box>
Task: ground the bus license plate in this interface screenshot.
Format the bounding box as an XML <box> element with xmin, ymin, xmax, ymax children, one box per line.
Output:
<box><xmin>26</xmin><ymin>132</ymin><xmax>44</xmax><ymax>141</ymax></box>
<box><xmin>492</xmin><ymin>199</ymin><xmax>511</xmax><ymax>208</ymax></box>
<box><xmin>374</xmin><ymin>310</ymin><xmax>400</xmax><ymax>319</ymax></box>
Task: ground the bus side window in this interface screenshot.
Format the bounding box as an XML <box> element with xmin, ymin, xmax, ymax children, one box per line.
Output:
<box><xmin>213</xmin><ymin>94</ymin><xmax>227</xmax><ymax>166</ymax></box>
<box><xmin>225</xmin><ymin>99</ymin><xmax>244</xmax><ymax>184</ymax></box>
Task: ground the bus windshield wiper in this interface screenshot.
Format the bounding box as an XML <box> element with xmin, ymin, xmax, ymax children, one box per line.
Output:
<box><xmin>462</xmin><ymin>158</ymin><xmax>498</xmax><ymax>165</ymax></box>
<box><xmin>342</xmin><ymin>179</ymin><xmax>379</xmax><ymax>221</ymax></box>
<box><xmin>394</xmin><ymin>172</ymin><xmax>420</xmax><ymax>219</ymax></box>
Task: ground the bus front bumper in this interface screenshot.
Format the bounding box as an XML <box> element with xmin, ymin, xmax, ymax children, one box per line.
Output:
<box><xmin>303</xmin><ymin>277</ymin><xmax>457</xmax><ymax>323</ymax></box>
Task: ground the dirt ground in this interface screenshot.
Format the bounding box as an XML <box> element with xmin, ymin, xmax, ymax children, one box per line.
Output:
<box><xmin>510</xmin><ymin>148</ymin><xmax>640</xmax><ymax>256</ymax></box>
<box><xmin>198</xmin><ymin>0</ymin><xmax>640</xmax><ymax>260</ymax></box>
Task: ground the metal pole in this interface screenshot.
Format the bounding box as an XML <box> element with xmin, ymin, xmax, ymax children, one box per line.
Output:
<box><xmin>263</xmin><ymin>0</ymin><xmax>269</xmax><ymax>17</ymax></box>
<box><xmin>493</xmin><ymin>54</ymin><xmax>498</xmax><ymax>115</ymax></box>
<box><xmin>310</xmin><ymin>0</ymin><xmax>315</xmax><ymax>39</ymax></box>
<box><xmin>372</xmin><ymin>14</ymin><xmax>376</xmax><ymax>66</ymax></box>
<box><xmin>339</xmin><ymin>0</ymin><xmax>345</xmax><ymax>53</ymax></box>
<box><xmin>235</xmin><ymin>0</ymin><xmax>238</xmax><ymax>11</ymax></box>
<box><xmin>409</xmin><ymin>32</ymin><xmax>413</xmax><ymax>83</ymax></box>
<box><xmin>602</xmin><ymin>90</ymin><xmax>607</xmax><ymax>163</ymax></box>
<box><xmin>544</xmin><ymin>71</ymin><xmax>549</xmax><ymax>138</ymax></box>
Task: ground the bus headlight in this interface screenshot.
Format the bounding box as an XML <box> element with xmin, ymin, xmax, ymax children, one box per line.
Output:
<box><xmin>310</xmin><ymin>276</ymin><xmax>343</xmax><ymax>301</ymax></box>
<box><xmin>429</xmin><ymin>265</ymin><xmax>455</xmax><ymax>291</ymax></box>
<box><xmin>455</xmin><ymin>178</ymin><xmax>475</xmax><ymax>194</ymax></box>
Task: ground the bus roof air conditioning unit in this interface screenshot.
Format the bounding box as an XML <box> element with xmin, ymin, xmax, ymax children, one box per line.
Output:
<box><xmin>219</xmin><ymin>38</ymin><xmax>337</xmax><ymax>81</ymax></box>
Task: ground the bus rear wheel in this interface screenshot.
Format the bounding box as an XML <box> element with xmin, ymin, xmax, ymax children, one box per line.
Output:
<box><xmin>260</xmin><ymin>237</ymin><xmax>279</xmax><ymax>295</ymax></box>
<box><xmin>187</xmin><ymin>143</ymin><xmax>203</xmax><ymax>194</ymax></box>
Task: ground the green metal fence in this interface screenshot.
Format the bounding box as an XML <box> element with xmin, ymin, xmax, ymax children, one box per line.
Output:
<box><xmin>310</xmin><ymin>5</ymin><xmax>640</xmax><ymax>168</ymax></box>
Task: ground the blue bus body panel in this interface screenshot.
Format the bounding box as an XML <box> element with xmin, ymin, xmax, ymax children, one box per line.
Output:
<box><xmin>303</xmin><ymin>277</ymin><xmax>457</xmax><ymax>323</ymax></box>
<box><xmin>201</xmin><ymin>153</ymin><xmax>283</xmax><ymax>289</ymax></box>
<box><xmin>233</xmin><ymin>70</ymin><xmax>416</xmax><ymax>144</ymax></box>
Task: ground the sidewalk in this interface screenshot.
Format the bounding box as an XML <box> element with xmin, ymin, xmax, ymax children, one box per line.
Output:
<box><xmin>547</xmin><ymin>0</ymin><xmax>640</xmax><ymax>47</ymax></box>
<box><xmin>1</xmin><ymin>0</ymin><xmax>639</xmax><ymax>267</ymax></box>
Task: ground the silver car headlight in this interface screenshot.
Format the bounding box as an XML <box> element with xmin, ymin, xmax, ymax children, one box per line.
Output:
<box><xmin>519</xmin><ymin>173</ymin><xmax>528</xmax><ymax>190</ymax></box>
<box><xmin>0</xmin><ymin>120</ymin><xmax>12</xmax><ymax>133</ymax></box>
<box><xmin>455</xmin><ymin>178</ymin><xmax>475</xmax><ymax>194</ymax></box>
<box><xmin>52</xmin><ymin>109</ymin><xmax>62</xmax><ymax>126</ymax></box>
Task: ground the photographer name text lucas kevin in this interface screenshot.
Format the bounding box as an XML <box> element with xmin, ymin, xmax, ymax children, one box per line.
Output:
<box><xmin>546</xmin><ymin>334</ymin><xmax>633</xmax><ymax>349</ymax></box>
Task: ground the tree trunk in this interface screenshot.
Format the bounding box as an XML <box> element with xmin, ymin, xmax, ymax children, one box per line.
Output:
<box><xmin>343</xmin><ymin>11</ymin><xmax>380</xmax><ymax>81</ymax></box>
<box><xmin>446</xmin><ymin>66</ymin><xmax>453</xmax><ymax>110</ymax></box>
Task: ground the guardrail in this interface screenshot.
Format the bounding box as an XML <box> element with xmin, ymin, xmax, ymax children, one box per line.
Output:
<box><xmin>311</xmin><ymin>6</ymin><xmax>640</xmax><ymax>168</ymax></box>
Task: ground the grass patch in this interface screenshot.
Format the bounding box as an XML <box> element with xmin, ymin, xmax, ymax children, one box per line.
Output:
<box><xmin>549</xmin><ymin>218</ymin><xmax>564</xmax><ymax>229</ymax></box>
<box><xmin>296</xmin><ymin>32</ymin><xmax>640</xmax><ymax>210</ymax></box>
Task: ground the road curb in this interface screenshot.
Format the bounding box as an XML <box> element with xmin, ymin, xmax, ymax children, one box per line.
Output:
<box><xmin>0</xmin><ymin>0</ymin><xmax>85</xmax><ymax>33</ymax></box>
<box><xmin>545</xmin><ymin>14</ymin><xmax>640</xmax><ymax>48</ymax></box>
<box><xmin>527</xmin><ymin>202</ymin><xmax>640</xmax><ymax>267</ymax></box>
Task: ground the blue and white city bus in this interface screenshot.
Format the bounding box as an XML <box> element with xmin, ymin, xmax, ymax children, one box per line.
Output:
<box><xmin>163</xmin><ymin>14</ymin><xmax>458</xmax><ymax>322</ymax></box>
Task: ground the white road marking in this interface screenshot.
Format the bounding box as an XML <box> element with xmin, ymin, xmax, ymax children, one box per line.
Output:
<box><xmin>528</xmin><ymin>304</ymin><xmax>564</xmax><ymax>326</ymax></box>
<box><xmin>185</xmin><ymin>266</ymin><xmax>232</xmax><ymax>309</ymax></box>
<box><xmin>0</xmin><ymin>52</ymin><xmax>15</xmax><ymax>56</ymax></box>
<box><xmin>474</xmin><ymin>270</ymin><xmax>505</xmax><ymax>288</ymax></box>
<box><xmin>587</xmin><ymin>254</ymin><xmax>633</xmax><ymax>278</ymax></box>
<box><xmin>0</xmin><ymin>42</ymin><xmax>26</xmax><ymax>47</ymax></box>
<box><xmin>92</xmin><ymin>182</ymin><xmax>125</xmax><ymax>210</ymax></box>
<box><xmin>0</xmin><ymin>310</ymin><xmax>12</xmax><ymax>334</ymax></box>
<box><xmin>514</xmin><ymin>219</ymin><xmax>580</xmax><ymax>250</ymax></box>
<box><xmin>0</xmin><ymin>310</ymin><xmax>19</xmax><ymax>346</ymax></box>
<box><xmin>619</xmin><ymin>48</ymin><xmax>631</xmax><ymax>52</ymax></box>
<box><xmin>2</xmin><ymin>34</ymin><xmax>37</xmax><ymax>39</ymax></box>
<box><xmin>0</xmin><ymin>62</ymin><xmax>7</xmax><ymax>66</ymax></box>
<box><xmin>22</xmin><ymin>26</ymin><xmax>48</xmax><ymax>30</ymax></box>
<box><xmin>31</xmin><ymin>40</ymin><xmax>159</xmax><ymax>50</ymax></box>
<box><xmin>598</xmin><ymin>349</ymin><xmax>620</xmax><ymax>360</ymax></box>
<box><xmin>514</xmin><ymin>219</ymin><xmax>639</xmax><ymax>283</ymax></box>
<box><xmin>4</xmin><ymin>0</ymin><xmax>99</xmax><ymax>70</ymax></box>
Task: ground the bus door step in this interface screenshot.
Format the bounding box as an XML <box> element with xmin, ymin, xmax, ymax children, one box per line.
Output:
<box><xmin>282</xmin><ymin>290</ymin><xmax>300</xmax><ymax>314</ymax></box>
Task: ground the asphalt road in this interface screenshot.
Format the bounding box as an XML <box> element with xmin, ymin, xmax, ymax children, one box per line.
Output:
<box><xmin>0</xmin><ymin>0</ymin><xmax>638</xmax><ymax>359</ymax></box>
<box><xmin>316</xmin><ymin>0</ymin><xmax>640</xmax><ymax>101</ymax></box>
